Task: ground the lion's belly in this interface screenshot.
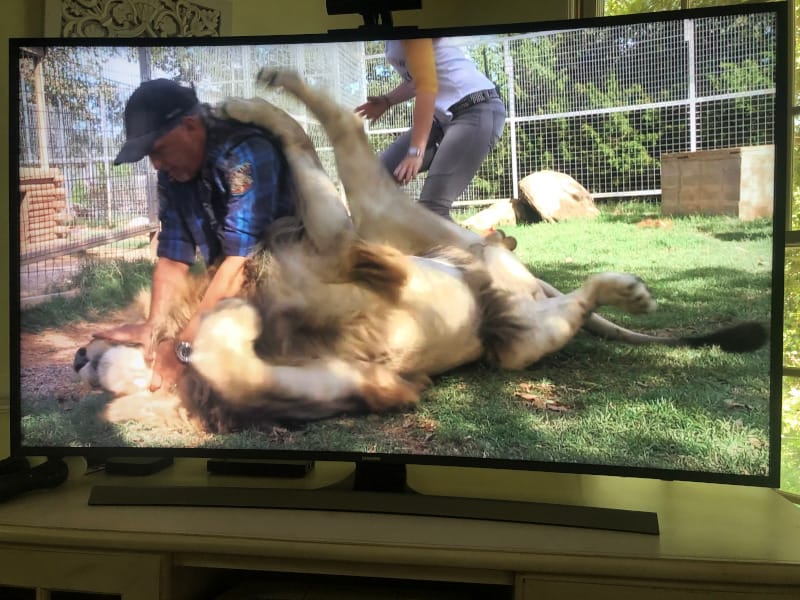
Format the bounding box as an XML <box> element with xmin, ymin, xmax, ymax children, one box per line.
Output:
<box><xmin>386</xmin><ymin>257</ymin><xmax>484</xmax><ymax>375</ymax></box>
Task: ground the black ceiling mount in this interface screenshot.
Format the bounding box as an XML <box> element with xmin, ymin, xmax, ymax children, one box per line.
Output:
<box><xmin>326</xmin><ymin>0</ymin><xmax>422</xmax><ymax>32</ymax></box>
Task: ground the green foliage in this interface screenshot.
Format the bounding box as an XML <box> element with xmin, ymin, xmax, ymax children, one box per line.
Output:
<box><xmin>21</xmin><ymin>259</ymin><xmax>154</xmax><ymax>332</ymax></box>
<box><xmin>604</xmin><ymin>0</ymin><xmax>680</xmax><ymax>13</ymax></box>
<box><xmin>784</xmin><ymin>249</ymin><xmax>800</xmax><ymax>367</ymax></box>
<box><xmin>69</xmin><ymin>180</ymin><xmax>89</xmax><ymax>207</ymax></box>
<box><xmin>604</xmin><ymin>0</ymin><xmax>757</xmax><ymax>15</ymax></box>
<box><xmin>39</xmin><ymin>47</ymin><xmax>126</xmax><ymax>122</ymax></box>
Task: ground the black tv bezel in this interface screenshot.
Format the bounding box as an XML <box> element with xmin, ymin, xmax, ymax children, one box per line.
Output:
<box><xmin>8</xmin><ymin>1</ymin><xmax>789</xmax><ymax>489</ymax></box>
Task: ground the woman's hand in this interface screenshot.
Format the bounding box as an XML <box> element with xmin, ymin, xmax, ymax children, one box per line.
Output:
<box><xmin>355</xmin><ymin>95</ymin><xmax>390</xmax><ymax>122</ymax></box>
<box><xmin>393</xmin><ymin>153</ymin><xmax>424</xmax><ymax>185</ymax></box>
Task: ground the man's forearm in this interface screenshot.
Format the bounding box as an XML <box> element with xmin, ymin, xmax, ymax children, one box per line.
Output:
<box><xmin>148</xmin><ymin>257</ymin><xmax>191</xmax><ymax>329</ymax></box>
<box><xmin>179</xmin><ymin>255</ymin><xmax>248</xmax><ymax>342</ymax></box>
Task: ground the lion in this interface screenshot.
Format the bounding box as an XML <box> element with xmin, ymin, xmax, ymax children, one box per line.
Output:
<box><xmin>74</xmin><ymin>69</ymin><xmax>768</xmax><ymax>433</ymax></box>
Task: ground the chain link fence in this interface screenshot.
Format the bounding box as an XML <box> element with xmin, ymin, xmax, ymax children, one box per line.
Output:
<box><xmin>16</xmin><ymin>10</ymin><xmax>776</xmax><ymax>301</ymax></box>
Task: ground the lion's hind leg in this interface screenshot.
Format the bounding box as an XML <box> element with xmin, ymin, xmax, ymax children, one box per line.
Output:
<box><xmin>496</xmin><ymin>272</ymin><xmax>656</xmax><ymax>370</ymax></box>
<box><xmin>217</xmin><ymin>97</ymin><xmax>317</xmax><ymax>163</ymax></box>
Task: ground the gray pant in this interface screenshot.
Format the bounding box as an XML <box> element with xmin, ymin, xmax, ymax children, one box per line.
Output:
<box><xmin>380</xmin><ymin>96</ymin><xmax>506</xmax><ymax>220</ymax></box>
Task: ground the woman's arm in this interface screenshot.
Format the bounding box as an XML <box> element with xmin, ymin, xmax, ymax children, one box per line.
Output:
<box><xmin>384</xmin><ymin>79</ymin><xmax>417</xmax><ymax>105</ymax></box>
<box><xmin>392</xmin><ymin>38</ymin><xmax>438</xmax><ymax>184</ymax></box>
<box><xmin>355</xmin><ymin>79</ymin><xmax>417</xmax><ymax>122</ymax></box>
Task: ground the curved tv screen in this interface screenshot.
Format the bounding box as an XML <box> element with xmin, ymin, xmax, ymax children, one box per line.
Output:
<box><xmin>10</xmin><ymin>2</ymin><xmax>787</xmax><ymax>487</ymax></box>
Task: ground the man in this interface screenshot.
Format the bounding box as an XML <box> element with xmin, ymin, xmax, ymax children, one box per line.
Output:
<box><xmin>96</xmin><ymin>78</ymin><xmax>295</xmax><ymax>392</ymax></box>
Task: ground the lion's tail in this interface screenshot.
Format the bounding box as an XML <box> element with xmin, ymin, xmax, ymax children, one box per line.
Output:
<box><xmin>537</xmin><ymin>278</ymin><xmax>769</xmax><ymax>353</ymax></box>
<box><xmin>584</xmin><ymin>315</ymin><xmax>768</xmax><ymax>353</ymax></box>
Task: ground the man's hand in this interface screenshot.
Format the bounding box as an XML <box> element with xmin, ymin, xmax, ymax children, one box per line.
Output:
<box><xmin>149</xmin><ymin>338</ymin><xmax>185</xmax><ymax>392</ymax></box>
<box><xmin>93</xmin><ymin>322</ymin><xmax>154</xmax><ymax>360</ymax></box>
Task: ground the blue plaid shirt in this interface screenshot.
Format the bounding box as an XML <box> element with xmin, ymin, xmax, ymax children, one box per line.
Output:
<box><xmin>156</xmin><ymin>119</ymin><xmax>295</xmax><ymax>265</ymax></box>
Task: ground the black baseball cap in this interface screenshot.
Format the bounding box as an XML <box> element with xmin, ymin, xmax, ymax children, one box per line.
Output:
<box><xmin>114</xmin><ymin>79</ymin><xmax>200</xmax><ymax>165</ymax></box>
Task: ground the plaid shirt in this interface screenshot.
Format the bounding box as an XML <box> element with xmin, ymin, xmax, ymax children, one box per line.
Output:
<box><xmin>156</xmin><ymin>119</ymin><xmax>295</xmax><ymax>265</ymax></box>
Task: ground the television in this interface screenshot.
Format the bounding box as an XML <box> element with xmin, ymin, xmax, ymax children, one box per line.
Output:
<box><xmin>8</xmin><ymin>2</ymin><xmax>789</xmax><ymax>534</ymax></box>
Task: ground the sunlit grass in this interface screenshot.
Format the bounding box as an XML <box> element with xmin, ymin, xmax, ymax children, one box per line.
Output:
<box><xmin>21</xmin><ymin>259</ymin><xmax>154</xmax><ymax>332</ymax></box>
<box><xmin>20</xmin><ymin>203</ymin><xmax>776</xmax><ymax>480</ymax></box>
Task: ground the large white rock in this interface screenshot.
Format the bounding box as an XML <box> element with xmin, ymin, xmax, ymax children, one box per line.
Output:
<box><xmin>515</xmin><ymin>170</ymin><xmax>599</xmax><ymax>223</ymax></box>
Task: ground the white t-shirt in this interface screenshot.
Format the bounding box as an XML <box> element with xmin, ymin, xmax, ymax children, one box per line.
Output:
<box><xmin>385</xmin><ymin>38</ymin><xmax>496</xmax><ymax>122</ymax></box>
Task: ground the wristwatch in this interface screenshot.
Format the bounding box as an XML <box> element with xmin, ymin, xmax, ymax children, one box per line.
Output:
<box><xmin>174</xmin><ymin>340</ymin><xmax>192</xmax><ymax>364</ymax></box>
<box><xmin>407</xmin><ymin>147</ymin><xmax>423</xmax><ymax>157</ymax></box>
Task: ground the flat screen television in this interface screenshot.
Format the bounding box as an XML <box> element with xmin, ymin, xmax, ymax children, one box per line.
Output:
<box><xmin>8</xmin><ymin>2</ymin><xmax>789</xmax><ymax>533</ymax></box>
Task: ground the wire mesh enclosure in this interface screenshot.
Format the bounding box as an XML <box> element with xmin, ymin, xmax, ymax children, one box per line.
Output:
<box><xmin>16</xmin><ymin>10</ymin><xmax>776</xmax><ymax>300</ymax></box>
<box><xmin>17</xmin><ymin>43</ymin><xmax>366</xmax><ymax>300</ymax></box>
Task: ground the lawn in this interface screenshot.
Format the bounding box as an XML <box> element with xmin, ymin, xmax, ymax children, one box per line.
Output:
<box><xmin>19</xmin><ymin>202</ymin><xmax>777</xmax><ymax>480</ymax></box>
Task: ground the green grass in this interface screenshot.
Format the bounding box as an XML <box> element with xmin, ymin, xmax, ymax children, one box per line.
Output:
<box><xmin>22</xmin><ymin>259</ymin><xmax>154</xmax><ymax>332</ymax></box>
<box><xmin>20</xmin><ymin>203</ymin><xmax>777</xmax><ymax>479</ymax></box>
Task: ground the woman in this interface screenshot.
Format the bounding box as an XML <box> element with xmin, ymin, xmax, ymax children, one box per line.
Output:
<box><xmin>356</xmin><ymin>38</ymin><xmax>506</xmax><ymax>221</ymax></box>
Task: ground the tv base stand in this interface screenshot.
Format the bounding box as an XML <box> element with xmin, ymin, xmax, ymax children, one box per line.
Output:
<box><xmin>88</xmin><ymin>462</ymin><xmax>659</xmax><ymax>535</ymax></box>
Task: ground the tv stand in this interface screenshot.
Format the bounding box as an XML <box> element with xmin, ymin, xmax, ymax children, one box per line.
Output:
<box><xmin>2</xmin><ymin>461</ymin><xmax>799</xmax><ymax>599</ymax></box>
<box><xmin>104</xmin><ymin>456</ymin><xmax>173</xmax><ymax>476</ymax></box>
<box><xmin>87</xmin><ymin>461</ymin><xmax>660</xmax><ymax>535</ymax></box>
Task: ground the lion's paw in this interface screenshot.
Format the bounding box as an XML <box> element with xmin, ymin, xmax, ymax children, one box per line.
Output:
<box><xmin>256</xmin><ymin>68</ymin><xmax>302</xmax><ymax>91</ymax></box>
<box><xmin>589</xmin><ymin>272</ymin><xmax>657</xmax><ymax>314</ymax></box>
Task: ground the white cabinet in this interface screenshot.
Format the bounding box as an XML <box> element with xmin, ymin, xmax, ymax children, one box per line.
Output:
<box><xmin>0</xmin><ymin>462</ymin><xmax>798</xmax><ymax>599</ymax></box>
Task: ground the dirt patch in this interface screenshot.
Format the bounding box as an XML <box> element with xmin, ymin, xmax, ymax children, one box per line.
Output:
<box><xmin>20</xmin><ymin>316</ymin><xmax>127</xmax><ymax>400</ymax></box>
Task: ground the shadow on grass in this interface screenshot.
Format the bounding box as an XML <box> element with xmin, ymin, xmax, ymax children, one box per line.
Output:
<box><xmin>18</xmin><ymin>329</ymin><xmax>773</xmax><ymax>477</ymax></box>
<box><xmin>424</xmin><ymin>339</ymin><xmax>772</xmax><ymax>474</ymax></box>
<box><xmin>20</xmin><ymin>393</ymin><xmax>136</xmax><ymax>451</ymax></box>
<box><xmin>693</xmin><ymin>219</ymin><xmax>773</xmax><ymax>243</ymax></box>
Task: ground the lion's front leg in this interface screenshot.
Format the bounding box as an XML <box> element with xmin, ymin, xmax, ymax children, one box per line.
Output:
<box><xmin>496</xmin><ymin>273</ymin><xmax>656</xmax><ymax>370</ymax></box>
<box><xmin>218</xmin><ymin>97</ymin><xmax>312</xmax><ymax>156</ymax></box>
<box><xmin>190</xmin><ymin>298</ymin><xmax>423</xmax><ymax>421</ymax></box>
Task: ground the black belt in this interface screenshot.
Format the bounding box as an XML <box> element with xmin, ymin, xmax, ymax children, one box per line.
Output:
<box><xmin>449</xmin><ymin>88</ymin><xmax>500</xmax><ymax>114</ymax></box>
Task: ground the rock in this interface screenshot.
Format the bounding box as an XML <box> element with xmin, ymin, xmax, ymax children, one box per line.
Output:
<box><xmin>461</xmin><ymin>199</ymin><xmax>517</xmax><ymax>232</ymax></box>
<box><xmin>515</xmin><ymin>170</ymin><xmax>599</xmax><ymax>223</ymax></box>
